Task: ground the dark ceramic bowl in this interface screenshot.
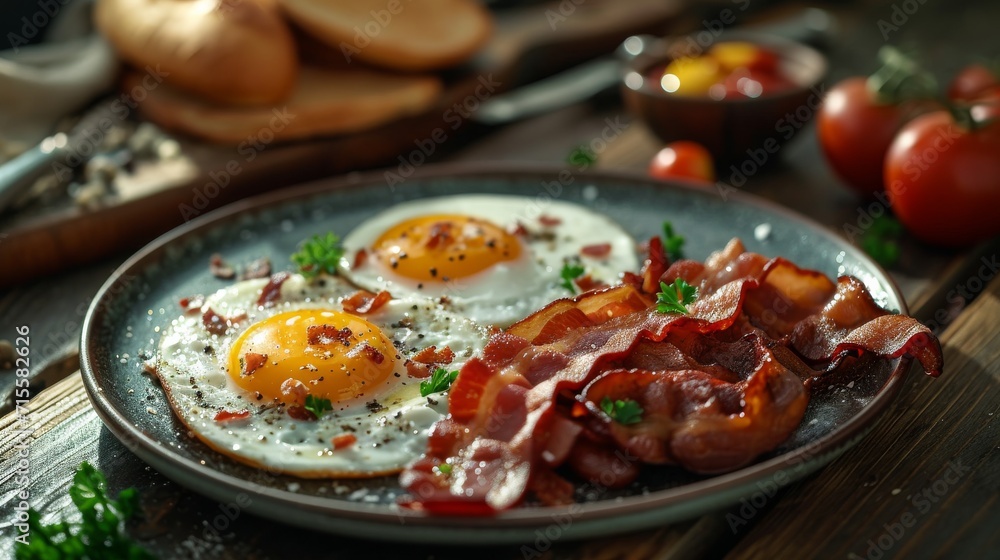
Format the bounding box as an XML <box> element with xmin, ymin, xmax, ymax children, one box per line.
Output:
<box><xmin>621</xmin><ymin>32</ymin><xmax>827</xmax><ymax>166</ymax></box>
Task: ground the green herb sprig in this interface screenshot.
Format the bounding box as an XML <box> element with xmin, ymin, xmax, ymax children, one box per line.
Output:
<box><xmin>656</xmin><ymin>278</ymin><xmax>698</xmax><ymax>314</ymax></box>
<box><xmin>599</xmin><ymin>397</ymin><xmax>644</xmax><ymax>425</ymax></box>
<box><xmin>304</xmin><ymin>394</ymin><xmax>333</xmax><ymax>419</ymax></box>
<box><xmin>560</xmin><ymin>263</ymin><xmax>586</xmax><ymax>293</ymax></box>
<box><xmin>420</xmin><ymin>368</ymin><xmax>459</xmax><ymax>397</ymax></box>
<box><xmin>661</xmin><ymin>221</ymin><xmax>685</xmax><ymax>262</ymax></box>
<box><xmin>291</xmin><ymin>232</ymin><xmax>344</xmax><ymax>279</ymax></box>
<box><xmin>861</xmin><ymin>215</ymin><xmax>903</xmax><ymax>267</ymax></box>
<box><xmin>16</xmin><ymin>462</ymin><xmax>153</xmax><ymax>560</ymax></box>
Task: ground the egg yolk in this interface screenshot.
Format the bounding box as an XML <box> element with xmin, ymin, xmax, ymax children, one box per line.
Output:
<box><xmin>371</xmin><ymin>214</ymin><xmax>523</xmax><ymax>283</ymax></box>
<box><xmin>227</xmin><ymin>309</ymin><xmax>397</xmax><ymax>405</ymax></box>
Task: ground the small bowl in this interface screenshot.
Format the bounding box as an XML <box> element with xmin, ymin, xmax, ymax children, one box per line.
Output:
<box><xmin>620</xmin><ymin>32</ymin><xmax>827</xmax><ymax>167</ymax></box>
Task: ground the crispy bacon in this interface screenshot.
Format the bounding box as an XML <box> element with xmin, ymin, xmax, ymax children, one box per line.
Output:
<box><xmin>426</xmin><ymin>222</ymin><xmax>454</xmax><ymax>249</ymax></box>
<box><xmin>400</xmin><ymin>238</ymin><xmax>944</xmax><ymax>513</ymax></box>
<box><xmin>573</xmin><ymin>274</ymin><xmax>605</xmax><ymax>293</ymax></box>
<box><xmin>307</xmin><ymin>324</ymin><xmax>352</xmax><ymax>346</ymax></box>
<box><xmin>241</xmin><ymin>352</ymin><xmax>267</xmax><ymax>376</ymax></box>
<box><xmin>353</xmin><ymin>249</ymin><xmax>368</xmax><ymax>269</ymax></box>
<box><xmin>539</xmin><ymin>215</ymin><xmax>562</xmax><ymax>227</ymax></box>
<box><xmin>342</xmin><ymin>289</ymin><xmax>392</xmax><ymax>315</ymax></box>
<box><xmin>241</xmin><ymin>257</ymin><xmax>272</xmax><ymax>280</ymax></box>
<box><xmin>213</xmin><ymin>410</ymin><xmax>250</xmax><ymax>422</ymax></box>
<box><xmin>210</xmin><ymin>253</ymin><xmax>235</xmax><ymax>280</ymax></box>
<box><xmin>332</xmin><ymin>433</ymin><xmax>358</xmax><ymax>449</ymax></box>
<box><xmin>406</xmin><ymin>346</ymin><xmax>457</xmax><ymax>378</ymax></box>
<box><xmin>257</xmin><ymin>272</ymin><xmax>290</xmax><ymax>307</ymax></box>
<box><xmin>202</xmin><ymin>308</ymin><xmax>229</xmax><ymax>335</ymax></box>
<box><xmin>581</xmin><ymin>243</ymin><xmax>612</xmax><ymax>258</ymax></box>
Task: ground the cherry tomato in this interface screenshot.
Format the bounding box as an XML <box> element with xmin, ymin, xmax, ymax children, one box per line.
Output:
<box><xmin>817</xmin><ymin>77</ymin><xmax>930</xmax><ymax>197</ymax></box>
<box><xmin>947</xmin><ymin>64</ymin><xmax>1000</xmax><ymax>102</ymax></box>
<box><xmin>648</xmin><ymin>141</ymin><xmax>716</xmax><ymax>183</ymax></box>
<box><xmin>885</xmin><ymin>111</ymin><xmax>1000</xmax><ymax>247</ymax></box>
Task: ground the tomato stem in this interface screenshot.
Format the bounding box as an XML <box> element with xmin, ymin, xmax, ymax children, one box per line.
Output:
<box><xmin>866</xmin><ymin>46</ymin><xmax>938</xmax><ymax>105</ymax></box>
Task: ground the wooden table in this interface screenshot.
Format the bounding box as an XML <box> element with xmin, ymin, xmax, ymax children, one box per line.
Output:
<box><xmin>2</xmin><ymin>1</ymin><xmax>998</xmax><ymax>558</ymax></box>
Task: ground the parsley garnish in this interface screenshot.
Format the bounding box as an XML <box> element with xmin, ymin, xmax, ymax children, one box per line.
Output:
<box><xmin>599</xmin><ymin>397</ymin><xmax>644</xmax><ymax>425</ymax></box>
<box><xmin>560</xmin><ymin>262</ymin><xmax>585</xmax><ymax>293</ymax></box>
<box><xmin>420</xmin><ymin>367</ymin><xmax>459</xmax><ymax>397</ymax></box>
<box><xmin>16</xmin><ymin>462</ymin><xmax>153</xmax><ymax>559</ymax></box>
<box><xmin>656</xmin><ymin>278</ymin><xmax>698</xmax><ymax>314</ymax></box>
<box><xmin>437</xmin><ymin>463</ymin><xmax>453</xmax><ymax>474</ymax></box>
<box><xmin>567</xmin><ymin>145</ymin><xmax>598</xmax><ymax>168</ymax></box>
<box><xmin>291</xmin><ymin>232</ymin><xmax>343</xmax><ymax>279</ymax></box>
<box><xmin>304</xmin><ymin>394</ymin><xmax>333</xmax><ymax>419</ymax></box>
<box><xmin>662</xmin><ymin>221</ymin><xmax>685</xmax><ymax>261</ymax></box>
<box><xmin>861</xmin><ymin>215</ymin><xmax>902</xmax><ymax>267</ymax></box>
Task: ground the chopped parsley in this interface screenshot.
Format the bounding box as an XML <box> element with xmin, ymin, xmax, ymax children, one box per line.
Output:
<box><xmin>437</xmin><ymin>463</ymin><xmax>453</xmax><ymax>474</ymax></box>
<box><xmin>420</xmin><ymin>367</ymin><xmax>459</xmax><ymax>397</ymax></box>
<box><xmin>861</xmin><ymin>215</ymin><xmax>903</xmax><ymax>267</ymax></box>
<box><xmin>304</xmin><ymin>394</ymin><xmax>333</xmax><ymax>419</ymax></box>
<box><xmin>16</xmin><ymin>462</ymin><xmax>153</xmax><ymax>560</ymax></box>
<box><xmin>567</xmin><ymin>145</ymin><xmax>598</xmax><ymax>168</ymax></box>
<box><xmin>662</xmin><ymin>221</ymin><xmax>685</xmax><ymax>261</ymax></box>
<box><xmin>656</xmin><ymin>278</ymin><xmax>698</xmax><ymax>314</ymax></box>
<box><xmin>600</xmin><ymin>397</ymin><xmax>644</xmax><ymax>425</ymax></box>
<box><xmin>291</xmin><ymin>232</ymin><xmax>343</xmax><ymax>279</ymax></box>
<box><xmin>560</xmin><ymin>262</ymin><xmax>586</xmax><ymax>293</ymax></box>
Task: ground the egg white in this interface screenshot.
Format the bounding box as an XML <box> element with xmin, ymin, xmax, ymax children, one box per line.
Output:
<box><xmin>339</xmin><ymin>195</ymin><xmax>639</xmax><ymax>327</ymax></box>
<box><xmin>151</xmin><ymin>273</ymin><xmax>488</xmax><ymax>478</ymax></box>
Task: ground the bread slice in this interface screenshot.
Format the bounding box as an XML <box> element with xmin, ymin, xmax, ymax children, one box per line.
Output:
<box><xmin>95</xmin><ymin>0</ymin><xmax>299</xmax><ymax>105</ymax></box>
<box><xmin>126</xmin><ymin>66</ymin><xmax>442</xmax><ymax>143</ymax></box>
<box><xmin>279</xmin><ymin>0</ymin><xmax>491</xmax><ymax>71</ymax></box>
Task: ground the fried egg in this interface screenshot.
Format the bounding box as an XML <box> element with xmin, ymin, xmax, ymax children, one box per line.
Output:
<box><xmin>339</xmin><ymin>195</ymin><xmax>638</xmax><ymax>326</ymax></box>
<box><xmin>152</xmin><ymin>273</ymin><xmax>488</xmax><ymax>477</ymax></box>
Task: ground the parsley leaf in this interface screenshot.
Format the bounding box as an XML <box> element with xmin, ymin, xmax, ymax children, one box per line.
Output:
<box><xmin>567</xmin><ymin>145</ymin><xmax>598</xmax><ymax>168</ymax></box>
<box><xmin>560</xmin><ymin>262</ymin><xmax>586</xmax><ymax>293</ymax></box>
<box><xmin>437</xmin><ymin>463</ymin><xmax>453</xmax><ymax>474</ymax></box>
<box><xmin>291</xmin><ymin>232</ymin><xmax>344</xmax><ymax>279</ymax></box>
<box><xmin>662</xmin><ymin>221</ymin><xmax>685</xmax><ymax>261</ymax></box>
<box><xmin>304</xmin><ymin>394</ymin><xmax>333</xmax><ymax>419</ymax></box>
<box><xmin>16</xmin><ymin>462</ymin><xmax>153</xmax><ymax>560</ymax></box>
<box><xmin>420</xmin><ymin>368</ymin><xmax>459</xmax><ymax>397</ymax></box>
<box><xmin>599</xmin><ymin>397</ymin><xmax>644</xmax><ymax>425</ymax></box>
<box><xmin>861</xmin><ymin>215</ymin><xmax>903</xmax><ymax>267</ymax></box>
<box><xmin>656</xmin><ymin>278</ymin><xmax>698</xmax><ymax>314</ymax></box>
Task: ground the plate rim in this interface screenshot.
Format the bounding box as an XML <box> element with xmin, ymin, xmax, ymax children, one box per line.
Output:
<box><xmin>79</xmin><ymin>162</ymin><xmax>911</xmax><ymax>539</ymax></box>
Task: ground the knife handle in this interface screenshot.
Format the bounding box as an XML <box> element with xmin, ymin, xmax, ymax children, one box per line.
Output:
<box><xmin>0</xmin><ymin>134</ymin><xmax>67</xmax><ymax>214</ymax></box>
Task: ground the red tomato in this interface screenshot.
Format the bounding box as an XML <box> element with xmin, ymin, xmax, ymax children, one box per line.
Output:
<box><xmin>948</xmin><ymin>64</ymin><xmax>1000</xmax><ymax>102</ymax></box>
<box><xmin>648</xmin><ymin>141</ymin><xmax>716</xmax><ymax>183</ymax></box>
<box><xmin>885</xmin><ymin>111</ymin><xmax>1000</xmax><ymax>247</ymax></box>
<box><xmin>817</xmin><ymin>77</ymin><xmax>930</xmax><ymax>197</ymax></box>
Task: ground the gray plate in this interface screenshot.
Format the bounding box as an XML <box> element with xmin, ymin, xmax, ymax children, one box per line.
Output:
<box><xmin>81</xmin><ymin>164</ymin><xmax>909</xmax><ymax>544</ymax></box>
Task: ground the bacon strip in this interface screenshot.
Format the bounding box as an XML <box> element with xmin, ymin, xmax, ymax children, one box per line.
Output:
<box><xmin>400</xmin><ymin>238</ymin><xmax>944</xmax><ymax>513</ymax></box>
<box><xmin>342</xmin><ymin>290</ymin><xmax>392</xmax><ymax>315</ymax></box>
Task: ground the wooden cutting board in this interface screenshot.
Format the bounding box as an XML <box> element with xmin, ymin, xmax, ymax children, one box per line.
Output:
<box><xmin>0</xmin><ymin>0</ymin><xmax>686</xmax><ymax>289</ymax></box>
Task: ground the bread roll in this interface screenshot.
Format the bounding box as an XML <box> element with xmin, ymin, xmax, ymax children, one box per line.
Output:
<box><xmin>279</xmin><ymin>0</ymin><xmax>491</xmax><ymax>71</ymax></box>
<box><xmin>125</xmin><ymin>66</ymin><xmax>441</xmax><ymax>143</ymax></box>
<box><xmin>95</xmin><ymin>0</ymin><xmax>299</xmax><ymax>105</ymax></box>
